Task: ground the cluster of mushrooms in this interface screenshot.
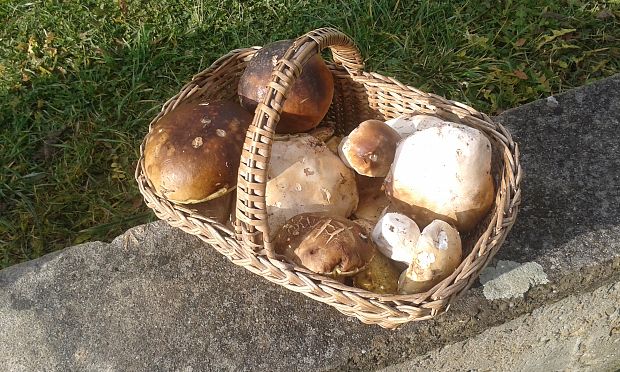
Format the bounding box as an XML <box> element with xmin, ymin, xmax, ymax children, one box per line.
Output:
<box><xmin>143</xmin><ymin>40</ymin><xmax>495</xmax><ymax>295</ymax></box>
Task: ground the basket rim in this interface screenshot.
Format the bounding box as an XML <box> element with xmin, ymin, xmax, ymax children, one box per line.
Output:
<box><xmin>135</xmin><ymin>29</ymin><xmax>522</xmax><ymax>329</ymax></box>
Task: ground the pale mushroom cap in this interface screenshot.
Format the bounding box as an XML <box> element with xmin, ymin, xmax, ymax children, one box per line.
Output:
<box><xmin>385</xmin><ymin>114</ymin><xmax>446</xmax><ymax>138</ymax></box>
<box><xmin>338</xmin><ymin>120</ymin><xmax>401</xmax><ymax>177</ymax></box>
<box><xmin>385</xmin><ymin>122</ymin><xmax>495</xmax><ymax>231</ymax></box>
<box><xmin>266</xmin><ymin>136</ymin><xmax>358</xmax><ymax>234</ymax></box>
<box><xmin>371</xmin><ymin>212</ymin><xmax>421</xmax><ymax>266</ymax></box>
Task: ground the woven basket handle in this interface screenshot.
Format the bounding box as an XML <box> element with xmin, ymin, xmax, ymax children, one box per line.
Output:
<box><xmin>235</xmin><ymin>28</ymin><xmax>364</xmax><ymax>257</ymax></box>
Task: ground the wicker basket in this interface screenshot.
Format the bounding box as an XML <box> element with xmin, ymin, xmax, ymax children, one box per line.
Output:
<box><xmin>136</xmin><ymin>28</ymin><xmax>522</xmax><ymax>329</ymax></box>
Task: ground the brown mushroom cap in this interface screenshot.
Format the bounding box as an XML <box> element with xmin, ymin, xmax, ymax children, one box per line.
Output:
<box><xmin>144</xmin><ymin>100</ymin><xmax>252</xmax><ymax>203</ymax></box>
<box><xmin>238</xmin><ymin>40</ymin><xmax>334</xmax><ymax>134</ymax></box>
<box><xmin>338</xmin><ymin>120</ymin><xmax>401</xmax><ymax>177</ymax></box>
<box><xmin>274</xmin><ymin>213</ymin><xmax>375</xmax><ymax>277</ymax></box>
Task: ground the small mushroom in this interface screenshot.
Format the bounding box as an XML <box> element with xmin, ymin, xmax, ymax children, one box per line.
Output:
<box><xmin>385</xmin><ymin>114</ymin><xmax>446</xmax><ymax>138</ymax></box>
<box><xmin>266</xmin><ymin>135</ymin><xmax>358</xmax><ymax>234</ymax></box>
<box><xmin>385</xmin><ymin>121</ymin><xmax>495</xmax><ymax>231</ymax></box>
<box><xmin>371</xmin><ymin>212</ymin><xmax>421</xmax><ymax>267</ymax></box>
<box><xmin>273</xmin><ymin>213</ymin><xmax>375</xmax><ymax>278</ymax></box>
<box><xmin>398</xmin><ymin>220</ymin><xmax>462</xmax><ymax>294</ymax></box>
<box><xmin>143</xmin><ymin>100</ymin><xmax>252</xmax><ymax>204</ymax></box>
<box><xmin>338</xmin><ymin>120</ymin><xmax>401</xmax><ymax>177</ymax></box>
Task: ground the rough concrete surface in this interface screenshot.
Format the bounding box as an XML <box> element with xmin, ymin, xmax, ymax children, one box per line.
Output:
<box><xmin>480</xmin><ymin>260</ymin><xmax>549</xmax><ymax>300</ymax></box>
<box><xmin>1</xmin><ymin>75</ymin><xmax>619</xmax><ymax>371</ymax></box>
<box><xmin>382</xmin><ymin>281</ymin><xmax>620</xmax><ymax>372</ymax></box>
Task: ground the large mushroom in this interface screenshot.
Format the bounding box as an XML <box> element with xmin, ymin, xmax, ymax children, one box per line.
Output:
<box><xmin>273</xmin><ymin>213</ymin><xmax>375</xmax><ymax>278</ymax></box>
<box><xmin>385</xmin><ymin>121</ymin><xmax>495</xmax><ymax>232</ymax></box>
<box><xmin>238</xmin><ymin>40</ymin><xmax>334</xmax><ymax>134</ymax></box>
<box><xmin>143</xmin><ymin>99</ymin><xmax>252</xmax><ymax>204</ymax></box>
<box><xmin>266</xmin><ymin>135</ymin><xmax>358</xmax><ymax>234</ymax></box>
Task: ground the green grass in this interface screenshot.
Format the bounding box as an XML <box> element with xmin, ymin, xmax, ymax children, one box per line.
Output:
<box><xmin>1</xmin><ymin>0</ymin><xmax>618</xmax><ymax>269</ymax></box>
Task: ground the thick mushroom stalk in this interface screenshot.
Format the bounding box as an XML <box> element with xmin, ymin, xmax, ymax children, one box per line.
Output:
<box><xmin>398</xmin><ymin>220</ymin><xmax>462</xmax><ymax>294</ymax></box>
<box><xmin>371</xmin><ymin>212</ymin><xmax>420</xmax><ymax>266</ymax></box>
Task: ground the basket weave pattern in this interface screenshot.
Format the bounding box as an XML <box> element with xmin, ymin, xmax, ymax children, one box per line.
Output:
<box><xmin>136</xmin><ymin>28</ymin><xmax>522</xmax><ymax>329</ymax></box>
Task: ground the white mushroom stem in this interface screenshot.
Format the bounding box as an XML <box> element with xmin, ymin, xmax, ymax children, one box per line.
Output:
<box><xmin>398</xmin><ymin>220</ymin><xmax>462</xmax><ymax>295</ymax></box>
<box><xmin>371</xmin><ymin>212</ymin><xmax>420</xmax><ymax>266</ymax></box>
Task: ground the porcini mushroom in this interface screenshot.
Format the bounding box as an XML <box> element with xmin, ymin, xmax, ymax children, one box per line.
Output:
<box><xmin>398</xmin><ymin>220</ymin><xmax>462</xmax><ymax>294</ymax></box>
<box><xmin>273</xmin><ymin>213</ymin><xmax>375</xmax><ymax>277</ymax></box>
<box><xmin>353</xmin><ymin>175</ymin><xmax>390</xmax><ymax>224</ymax></box>
<box><xmin>352</xmin><ymin>250</ymin><xmax>401</xmax><ymax>294</ymax></box>
<box><xmin>338</xmin><ymin>120</ymin><xmax>401</xmax><ymax>177</ymax></box>
<box><xmin>371</xmin><ymin>212</ymin><xmax>420</xmax><ymax>266</ymax></box>
<box><xmin>238</xmin><ymin>40</ymin><xmax>334</xmax><ymax>134</ymax></box>
<box><xmin>385</xmin><ymin>121</ymin><xmax>495</xmax><ymax>231</ymax></box>
<box><xmin>385</xmin><ymin>114</ymin><xmax>446</xmax><ymax>138</ymax></box>
<box><xmin>266</xmin><ymin>135</ymin><xmax>358</xmax><ymax>234</ymax></box>
<box><xmin>144</xmin><ymin>100</ymin><xmax>252</xmax><ymax>204</ymax></box>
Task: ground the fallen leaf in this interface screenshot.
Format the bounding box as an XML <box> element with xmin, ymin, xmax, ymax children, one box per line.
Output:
<box><xmin>513</xmin><ymin>70</ymin><xmax>528</xmax><ymax>80</ymax></box>
<box><xmin>515</xmin><ymin>38</ymin><xmax>526</xmax><ymax>47</ymax></box>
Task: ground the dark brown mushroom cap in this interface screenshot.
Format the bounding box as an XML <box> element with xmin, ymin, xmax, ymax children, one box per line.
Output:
<box><xmin>274</xmin><ymin>213</ymin><xmax>375</xmax><ymax>277</ymax></box>
<box><xmin>339</xmin><ymin>120</ymin><xmax>401</xmax><ymax>177</ymax></box>
<box><xmin>238</xmin><ymin>40</ymin><xmax>334</xmax><ymax>134</ymax></box>
<box><xmin>144</xmin><ymin>100</ymin><xmax>252</xmax><ymax>203</ymax></box>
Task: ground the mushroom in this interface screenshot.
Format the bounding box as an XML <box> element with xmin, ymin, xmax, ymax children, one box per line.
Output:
<box><xmin>189</xmin><ymin>191</ymin><xmax>235</xmax><ymax>224</ymax></box>
<box><xmin>352</xmin><ymin>250</ymin><xmax>401</xmax><ymax>294</ymax></box>
<box><xmin>371</xmin><ymin>212</ymin><xmax>420</xmax><ymax>267</ymax></box>
<box><xmin>398</xmin><ymin>220</ymin><xmax>462</xmax><ymax>294</ymax></box>
<box><xmin>385</xmin><ymin>114</ymin><xmax>446</xmax><ymax>138</ymax></box>
<box><xmin>266</xmin><ymin>135</ymin><xmax>358</xmax><ymax>234</ymax></box>
<box><xmin>238</xmin><ymin>40</ymin><xmax>334</xmax><ymax>134</ymax></box>
<box><xmin>385</xmin><ymin>121</ymin><xmax>495</xmax><ymax>232</ymax></box>
<box><xmin>143</xmin><ymin>100</ymin><xmax>252</xmax><ymax>204</ymax></box>
<box><xmin>338</xmin><ymin>120</ymin><xmax>401</xmax><ymax>177</ymax></box>
<box><xmin>325</xmin><ymin>135</ymin><xmax>343</xmax><ymax>155</ymax></box>
<box><xmin>273</xmin><ymin>213</ymin><xmax>375</xmax><ymax>278</ymax></box>
<box><xmin>353</xmin><ymin>175</ymin><xmax>390</xmax><ymax>224</ymax></box>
